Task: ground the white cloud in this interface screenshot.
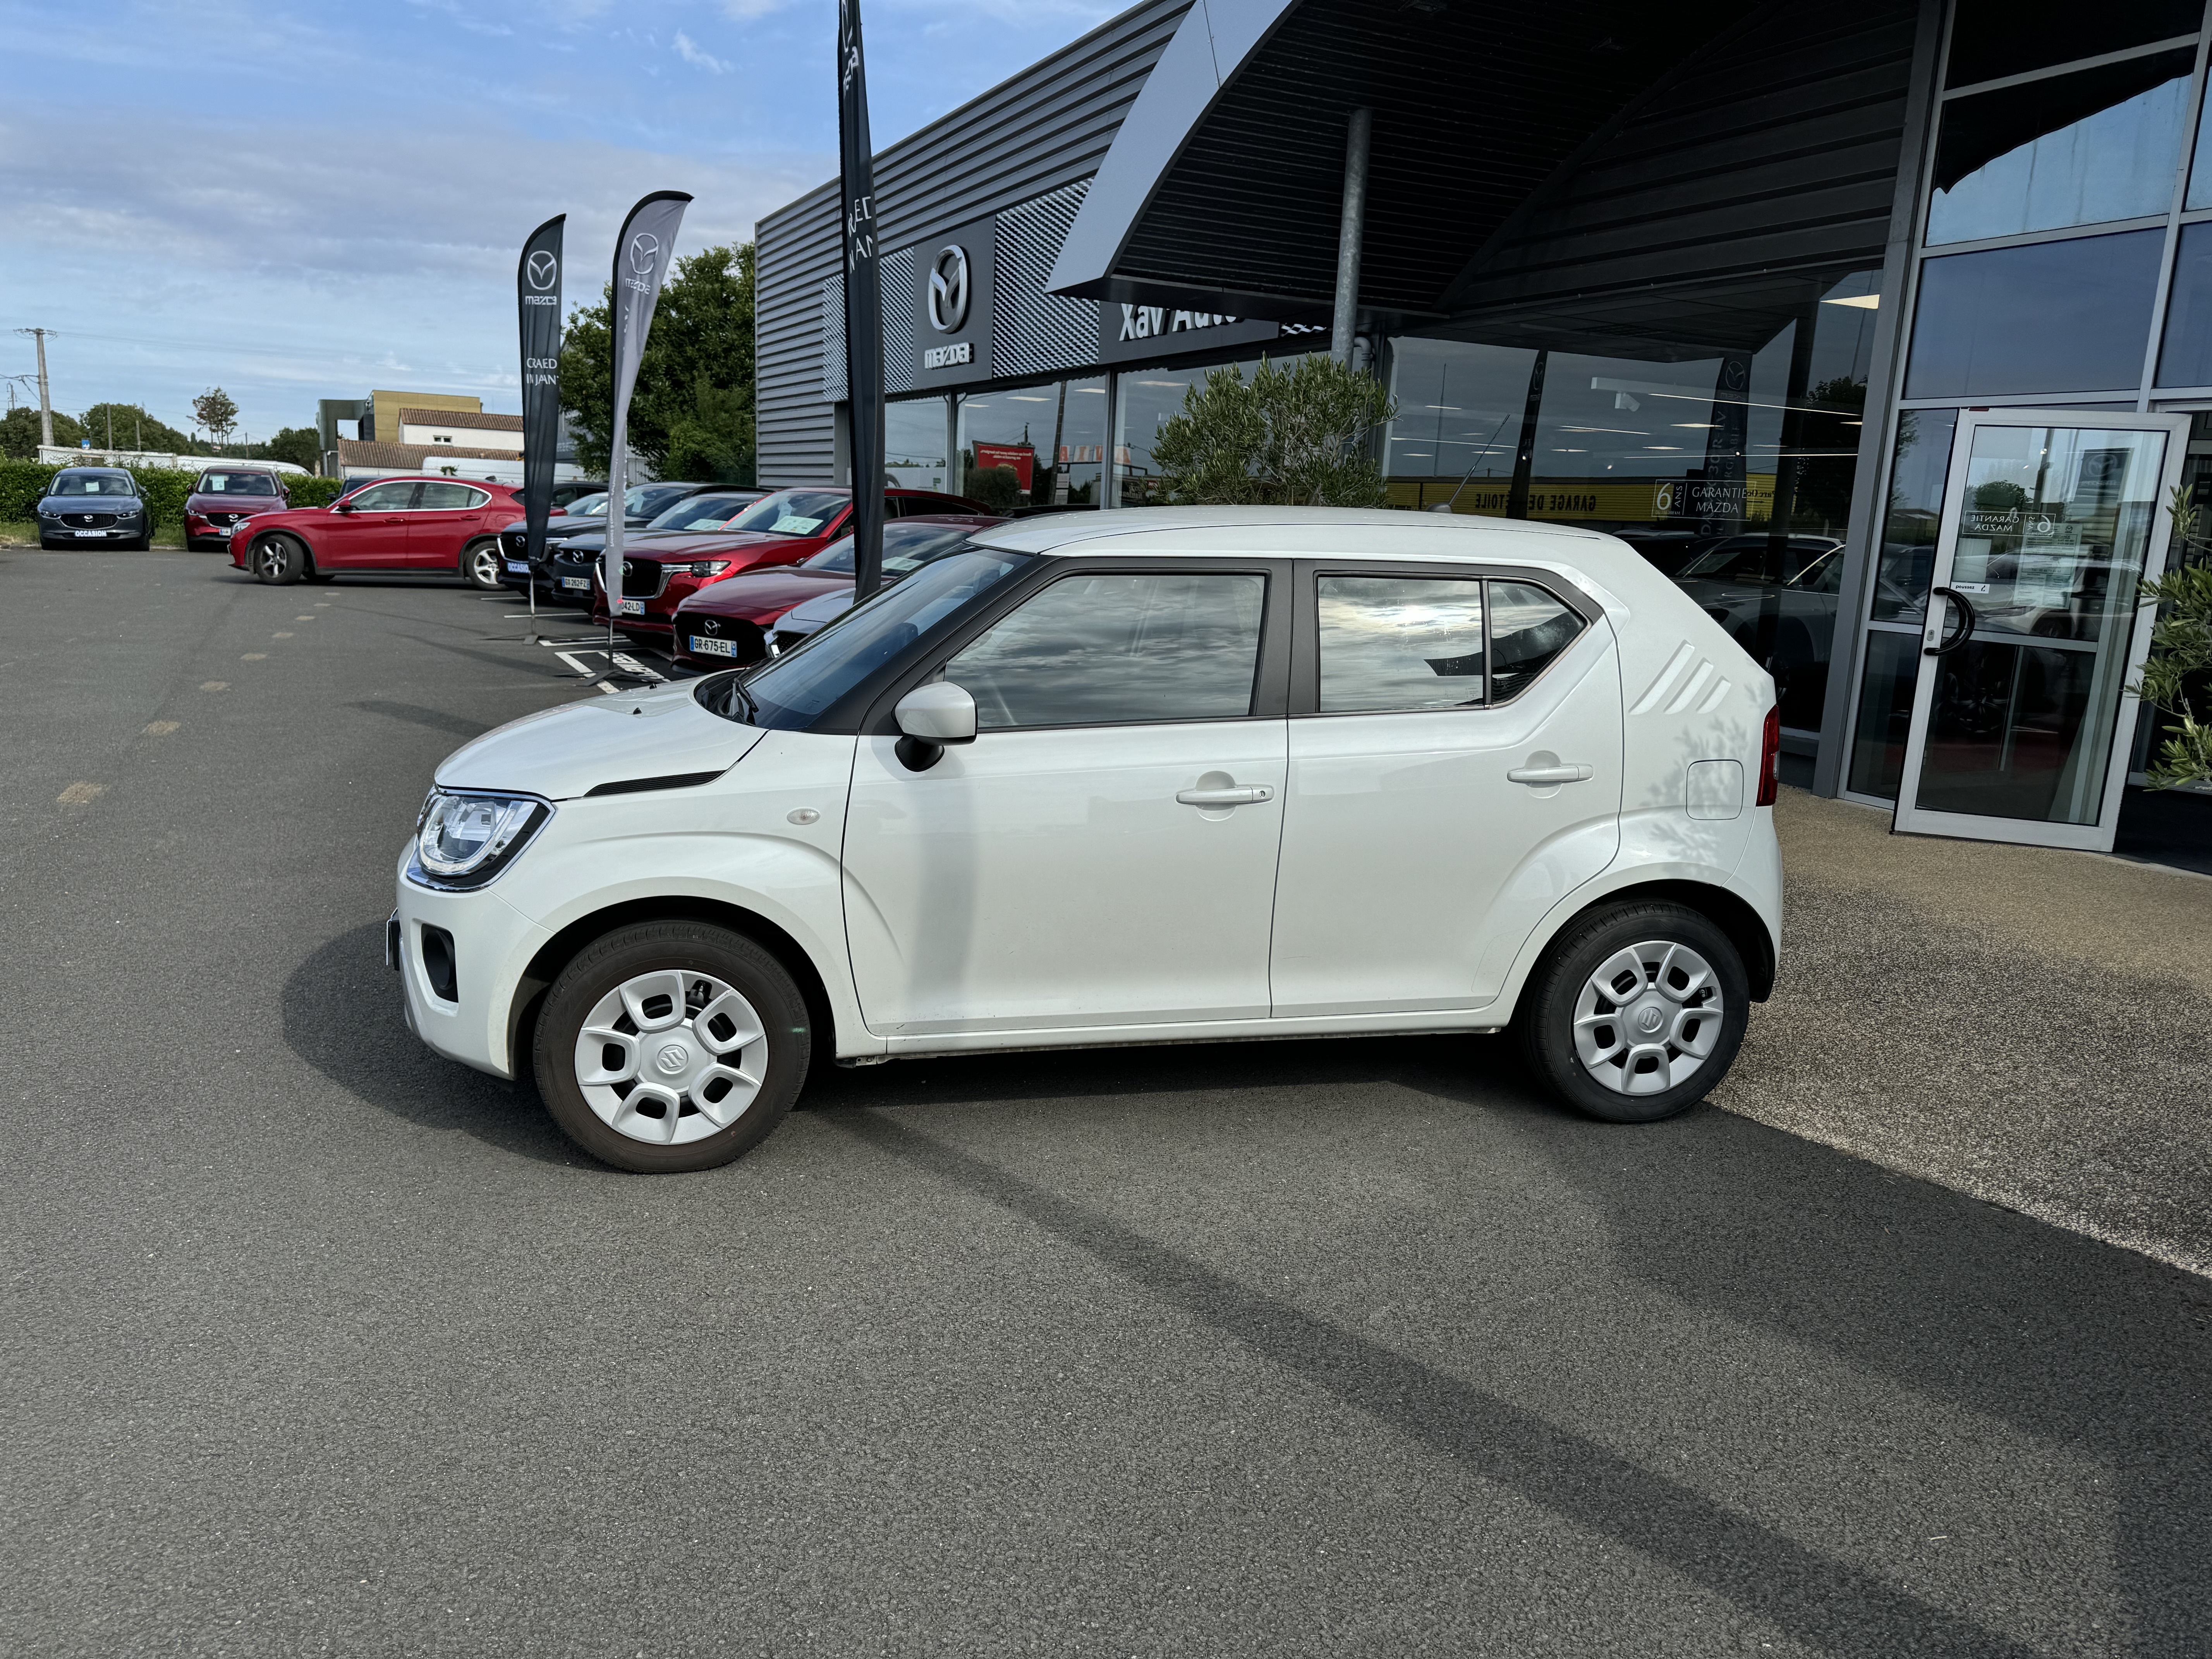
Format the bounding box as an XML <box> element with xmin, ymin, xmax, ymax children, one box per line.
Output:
<box><xmin>673</xmin><ymin>30</ymin><xmax>730</xmax><ymax>72</ymax></box>
<box><xmin>721</xmin><ymin>0</ymin><xmax>792</xmax><ymax>19</ymax></box>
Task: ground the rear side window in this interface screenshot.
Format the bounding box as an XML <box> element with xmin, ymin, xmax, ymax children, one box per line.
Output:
<box><xmin>1313</xmin><ymin>574</ymin><xmax>1585</xmax><ymax>710</ymax></box>
<box><xmin>1488</xmin><ymin>582</ymin><xmax>1586</xmax><ymax>701</ymax></box>
<box><xmin>947</xmin><ymin>571</ymin><xmax>1265</xmax><ymax>729</ymax></box>
<box><xmin>417</xmin><ymin>482</ymin><xmax>488</xmax><ymax>509</ymax></box>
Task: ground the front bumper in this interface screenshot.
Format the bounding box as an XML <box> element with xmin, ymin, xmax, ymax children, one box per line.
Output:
<box><xmin>393</xmin><ymin>852</ymin><xmax>551</xmax><ymax>1080</ymax></box>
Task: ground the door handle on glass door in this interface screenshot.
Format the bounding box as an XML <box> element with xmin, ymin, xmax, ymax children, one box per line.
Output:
<box><xmin>1506</xmin><ymin>763</ymin><xmax>1593</xmax><ymax>785</ymax></box>
<box><xmin>1176</xmin><ymin>784</ymin><xmax>1274</xmax><ymax>807</ymax></box>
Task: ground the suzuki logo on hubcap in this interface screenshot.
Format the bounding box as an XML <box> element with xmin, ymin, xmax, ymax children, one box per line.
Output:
<box><xmin>654</xmin><ymin>1041</ymin><xmax>692</xmax><ymax>1075</ymax></box>
<box><xmin>1635</xmin><ymin>1005</ymin><xmax>1666</xmax><ymax>1036</ymax></box>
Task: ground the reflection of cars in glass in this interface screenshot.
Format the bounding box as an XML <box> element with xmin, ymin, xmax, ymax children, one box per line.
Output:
<box><xmin>184</xmin><ymin>467</ymin><xmax>292</xmax><ymax>551</ymax></box>
<box><xmin>38</xmin><ymin>467</ymin><xmax>151</xmax><ymax>550</ymax></box>
<box><xmin>670</xmin><ymin>515</ymin><xmax>1005</xmax><ymax>668</ymax></box>
<box><xmin>227</xmin><ymin>476</ymin><xmax>529</xmax><ymax>587</ymax></box>
<box><xmin>585</xmin><ymin>487</ymin><xmax>988</xmax><ymax>640</ymax></box>
<box><xmin>1670</xmin><ymin>534</ymin><xmax>1844</xmax><ymax>731</ymax></box>
<box><xmin>395</xmin><ymin>508</ymin><xmax>1783</xmax><ymax>1173</ymax></box>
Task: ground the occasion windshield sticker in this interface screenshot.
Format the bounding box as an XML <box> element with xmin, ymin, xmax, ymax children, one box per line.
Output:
<box><xmin>771</xmin><ymin>515</ymin><xmax>824</xmax><ymax>533</ymax></box>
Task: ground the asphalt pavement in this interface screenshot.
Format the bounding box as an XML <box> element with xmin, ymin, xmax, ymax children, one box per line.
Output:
<box><xmin>5</xmin><ymin>548</ymin><xmax>2211</xmax><ymax>1657</ymax></box>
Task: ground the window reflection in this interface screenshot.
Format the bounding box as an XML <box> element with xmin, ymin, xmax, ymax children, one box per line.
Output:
<box><xmin>1905</xmin><ymin>230</ymin><xmax>2163</xmax><ymax>398</ymax></box>
<box><xmin>1928</xmin><ymin>52</ymin><xmax>2193</xmax><ymax>244</ymax></box>
<box><xmin>1317</xmin><ymin>577</ymin><xmax>1486</xmax><ymax>712</ymax></box>
<box><xmin>956</xmin><ymin>377</ymin><xmax>1106</xmax><ymax>512</ymax></box>
<box><xmin>1381</xmin><ymin>340</ymin><xmax>1535</xmax><ymax>497</ymax></box>
<box><xmin>2156</xmin><ymin>222</ymin><xmax>2212</xmax><ymax>385</ymax></box>
<box><xmin>1112</xmin><ymin>357</ymin><xmax>1307</xmax><ymax>506</ymax></box>
<box><xmin>948</xmin><ymin>572</ymin><xmax>1264</xmax><ymax>727</ymax></box>
<box><xmin>1944</xmin><ymin>0</ymin><xmax>2203</xmax><ymax>91</ymax></box>
<box><xmin>884</xmin><ymin>397</ymin><xmax>949</xmax><ymax>492</ymax></box>
<box><xmin>1870</xmin><ymin>408</ymin><xmax>1958</xmax><ymax>625</ymax></box>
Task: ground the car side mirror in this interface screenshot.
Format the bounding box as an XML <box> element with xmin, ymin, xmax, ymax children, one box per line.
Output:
<box><xmin>334</xmin><ymin>500</ymin><xmax>354</xmax><ymax>514</ymax></box>
<box><xmin>892</xmin><ymin>681</ymin><xmax>977</xmax><ymax>772</ymax></box>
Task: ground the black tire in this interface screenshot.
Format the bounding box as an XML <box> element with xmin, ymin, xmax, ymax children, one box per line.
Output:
<box><xmin>251</xmin><ymin>532</ymin><xmax>305</xmax><ymax>585</ymax></box>
<box><xmin>533</xmin><ymin>921</ymin><xmax>811</xmax><ymax>1173</ymax></box>
<box><xmin>1516</xmin><ymin>900</ymin><xmax>1748</xmax><ymax>1125</ymax></box>
<box><xmin>462</xmin><ymin>538</ymin><xmax>504</xmax><ymax>590</ymax></box>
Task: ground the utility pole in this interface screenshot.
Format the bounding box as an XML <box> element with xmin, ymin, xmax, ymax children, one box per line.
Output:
<box><xmin>15</xmin><ymin>328</ymin><xmax>54</xmax><ymax>448</ymax></box>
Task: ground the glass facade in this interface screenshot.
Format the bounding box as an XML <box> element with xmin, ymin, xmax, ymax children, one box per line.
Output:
<box><xmin>1843</xmin><ymin>7</ymin><xmax>2212</xmax><ymax>805</ymax></box>
<box><xmin>955</xmin><ymin>376</ymin><xmax>1106</xmax><ymax>511</ymax></box>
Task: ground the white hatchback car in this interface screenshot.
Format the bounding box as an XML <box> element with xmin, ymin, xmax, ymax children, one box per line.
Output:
<box><xmin>394</xmin><ymin>508</ymin><xmax>1781</xmax><ymax>1173</ymax></box>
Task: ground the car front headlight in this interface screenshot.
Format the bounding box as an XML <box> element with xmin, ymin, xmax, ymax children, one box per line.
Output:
<box><xmin>690</xmin><ymin>560</ymin><xmax>731</xmax><ymax>577</ymax></box>
<box><xmin>410</xmin><ymin>789</ymin><xmax>550</xmax><ymax>888</ymax></box>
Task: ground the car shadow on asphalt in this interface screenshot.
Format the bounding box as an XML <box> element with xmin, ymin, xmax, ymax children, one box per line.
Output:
<box><xmin>282</xmin><ymin>921</ymin><xmax>577</xmax><ymax>1167</ymax></box>
<box><xmin>811</xmin><ymin>1043</ymin><xmax>2212</xmax><ymax>1654</ymax></box>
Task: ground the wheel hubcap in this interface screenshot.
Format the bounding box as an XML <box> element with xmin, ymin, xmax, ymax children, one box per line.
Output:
<box><xmin>1571</xmin><ymin>940</ymin><xmax>1723</xmax><ymax>1096</ymax></box>
<box><xmin>258</xmin><ymin>543</ymin><xmax>285</xmax><ymax>576</ymax></box>
<box><xmin>573</xmin><ymin>969</ymin><xmax>767</xmax><ymax>1145</ymax></box>
<box><xmin>472</xmin><ymin>548</ymin><xmax>498</xmax><ymax>583</ymax></box>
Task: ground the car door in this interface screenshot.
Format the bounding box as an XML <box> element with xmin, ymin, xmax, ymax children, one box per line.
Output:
<box><xmin>404</xmin><ymin>481</ymin><xmax>492</xmax><ymax>568</ymax></box>
<box><xmin>840</xmin><ymin>559</ymin><xmax>1290</xmax><ymax>1037</ymax></box>
<box><xmin>1268</xmin><ymin>562</ymin><xmax>1623</xmax><ymax>1018</ymax></box>
<box><xmin>316</xmin><ymin>480</ymin><xmax>417</xmax><ymax>568</ymax></box>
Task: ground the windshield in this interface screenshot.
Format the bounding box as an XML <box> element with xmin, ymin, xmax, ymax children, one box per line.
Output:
<box><xmin>648</xmin><ymin>493</ymin><xmax>761</xmax><ymax>532</ymax></box>
<box><xmin>624</xmin><ymin>484</ymin><xmax>694</xmax><ymax>518</ymax></box>
<box><xmin>563</xmin><ymin>493</ymin><xmax>608</xmax><ymax>517</ymax></box>
<box><xmin>52</xmin><ymin>472</ymin><xmax>137</xmax><ymax>496</ymax></box>
<box><xmin>698</xmin><ymin>545</ymin><xmax>1031</xmax><ymax>729</ymax></box>
<box><xmin>724</xmin><ymin>489</ymin><xmax>848</xmax><ymax>538</ymax></box>
<box><xmin>803</xmin><ymin>523</ymin><xmax>984</xmax><ymax>577</ymax></box>
<box><xmin>196</xmin><ymin>471</ymin><xmax>278</xmax><ymax>496</ymax></box>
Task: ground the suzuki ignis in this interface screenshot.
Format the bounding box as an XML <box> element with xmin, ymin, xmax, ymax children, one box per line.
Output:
<box><xmin>394</xmin><ymin>509</ymin><xmax>1782</xmax><ymax>1173</ymax></box>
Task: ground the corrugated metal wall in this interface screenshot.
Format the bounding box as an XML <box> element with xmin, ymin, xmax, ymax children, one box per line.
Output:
<box><xmin>754</xmin><ymin>0</ymin><xmax>1189</xmax><ymax>486</ymax></box>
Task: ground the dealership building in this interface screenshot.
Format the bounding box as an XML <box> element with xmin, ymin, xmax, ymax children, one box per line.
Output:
<box><xmin>756</xmin><ymin>0</ymin><xmax>2212</xmax><ymax>853</ymax></box>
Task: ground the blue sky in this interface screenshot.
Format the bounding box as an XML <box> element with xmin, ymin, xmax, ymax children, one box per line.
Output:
<box><xmin>0</xmin><ymin>0</ymin><xmax>1118</xmax><ymax>443</ymax></box>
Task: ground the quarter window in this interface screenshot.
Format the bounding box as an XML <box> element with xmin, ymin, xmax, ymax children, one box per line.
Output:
<box><xmin>946</xmin><ymin>571</ymin><xmax>1265</xmax><ymax>729</ymax></box>
<box><xmin>1489</xmin><ymin>582</ymin><xmax>1587</xmax><ymax>701</ymax></box>
<box><xmin>1318</xmin><ymin>576</ymin><xmax>1487</xmax><ymax>712</ymax></box>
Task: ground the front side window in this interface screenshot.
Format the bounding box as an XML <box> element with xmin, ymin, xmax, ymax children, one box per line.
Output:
<box><xmin>704</xmin><ymin>547</ymin><xmax>1032</xmax><ymax>729</ymax></box>
<box><xmin>416</xmin><ymin>482</ymin><xmax>487</xmax><ymax>510</ymax></box>
<box><xmin>1318</xmin><ymin>576</ymin><xmax>1487</xmax><ymax>712</ymax></box>
<box><xmin>947</xmin><ymin>571</ymin><xmax>1266</xmax><ymax>729</ymax></box>
<box><xmin>347</xmin><ymin>482</ymin><xmax>418</xmax><ymax>511</ymax></box>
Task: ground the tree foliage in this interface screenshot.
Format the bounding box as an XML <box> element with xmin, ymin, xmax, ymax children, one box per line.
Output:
<box><xmin>0</xmin><ymin>406</ymin><xmax>82</xmax><ymax>458</ymax></box>
<box><xmin>1148</xmin><ymin>354</ymin><xmax>1397</xmax><ymax>507</ymax></box>
<box><xmin>2134</xmin><ymin>486</ymin><xmax>2212</xmax><ymax>788</ymax></box>
<box><xmin>193</xmin><ymin>388</ymin><xmax>239</xmax><ymax>444</ymax></box>
<box><xmin>257</xmin><ymin>426</ymin><xmax>322</xmax><ymax>471</ymax></box>
<box><xmin>78</xmin><ymin>402</ymin><xmax>191</xmax><ymax>454</ymax></box>
<box><xmin>560</xmin><ymin>241</ymin><xmax>756</xmax><ymax>481</ymax></box>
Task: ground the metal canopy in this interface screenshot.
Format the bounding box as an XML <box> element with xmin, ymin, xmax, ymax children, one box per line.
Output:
<box><xmin>1050</xmin><ymin>0</ymin><xmax>1759</xmax><ymax>323</ymax></box>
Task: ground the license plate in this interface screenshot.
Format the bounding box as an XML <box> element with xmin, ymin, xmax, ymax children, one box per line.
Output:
<box><xmin>72</xmin><ymin>529</ymin><xmax>106</xmax><ymax>538</ymax></box>
<box><xmin>505</xmin><ymin>560</ymin><xmax>528</xmax><ymax>573</ymax></box>
<box><xmin>690</xmin><ymin>634</ymin><xmax>738</xmax><ymax>658</ymax></box>
<box><xmin>560</xmin><ymin>576</ymin><xmax>589</xmax><ymax>590</ymax></box>
<box><xmin>215</xmin><ymin>526</ymin><xmax>233</xmax><ymax>537</ymax></box>
<box><xmin>617</xmin><ymin>599</ymin><xmax>645</xmax><ymax>617</ymax></box>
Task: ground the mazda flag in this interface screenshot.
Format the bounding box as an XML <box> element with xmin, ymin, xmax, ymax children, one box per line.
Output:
<box><xmin>603</xmin><ymin>190</ymin><xmax>693</xmax><ymax>630</ymax></box>
<box><xmin>516</xmin><ymin>215</ymin><xmax>565</xmax><ymax>577</ymax></box>
<box><xmin>837</xmin><ymin>0</ymin><xmax>887</xmax><ymax>598</ymax></box>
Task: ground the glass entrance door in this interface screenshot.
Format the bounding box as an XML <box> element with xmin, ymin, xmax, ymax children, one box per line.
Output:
<box><xmin>1892</xmin><ymin>412</ymin><xmax>2186</xmax><ymax>851</ymax></box>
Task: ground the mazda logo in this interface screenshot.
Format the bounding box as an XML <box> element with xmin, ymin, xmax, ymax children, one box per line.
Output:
<box><xmin>527</xmin><ymin>250</ymin><xmax>558</xmax><ymax>290</ymax></box>
<box><xmin>928</xmin><ymin>244</ymin><xmax>969</xmax><ymax>333</ymax></box>
<box><xmin>629</xmin><ymin>232</ymin><xmax>660</xmax><ymax>276</ymax></box>
<box><xmin>703</xmin><ymin>618</ymin><xmax>721</xmax><ymax>633</ymax></box>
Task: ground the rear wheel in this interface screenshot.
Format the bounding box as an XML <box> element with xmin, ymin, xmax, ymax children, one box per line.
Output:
<box><xmin>462</xmin><ymin>538</ymin><xmax>504</xmax><ymax>590</ymax></box>
<box><xmin>251</xmin><ymin>533</ymin><xmax>305</xmax><ymax>585</ymax></box>
<box><xmin>533</xmin><ymin>921</ymin><xmax>811</xmax><ymax>1173</ymax></box>
<box><xmin>1516</xmin><ymin>900</ymin><xmax>1748</xmax><ymax>1124</ymax></box>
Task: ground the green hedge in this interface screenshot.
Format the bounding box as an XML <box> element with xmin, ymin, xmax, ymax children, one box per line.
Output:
<box><xmin>0</xmin><ymin>460</ymin><xmax>342</xmax><ymax>532</ymax></box>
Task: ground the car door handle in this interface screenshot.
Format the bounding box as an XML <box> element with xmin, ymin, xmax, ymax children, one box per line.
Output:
<box><xmin>1507</xmin><ymin>763</ymin><xmax>1594</xmax><ymax>785</ymax></box>
<box><xmin>1176</xmin><ymin>785</ymin><xmax>1274</xmax><ymax>807</ymax></box>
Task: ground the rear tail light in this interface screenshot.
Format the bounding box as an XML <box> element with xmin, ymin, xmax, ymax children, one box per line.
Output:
<box><xmin>1756</xmin><ymin>705</ymin><xmax>1781</xmax><ymax>806</ymax></box>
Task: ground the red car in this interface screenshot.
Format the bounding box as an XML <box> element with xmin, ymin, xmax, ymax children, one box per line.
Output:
<box><xmin>588</xmin><ymin>485</ymin><xmax>988</xmax><ymax>643</ymax></box>
<box><xmin>184</xmin><ymin>466</ymin><xmax>295</xmax><ymax>552</ymax></box>
<box><xmin>228</xmin><ymin>476</ymin><xmax>549</xmax><ymax>588</ymax></box>
<box><xmin>669</xmin><ymin>513</ymin><xmax>1004</xmax><ymax>668</ymax></box>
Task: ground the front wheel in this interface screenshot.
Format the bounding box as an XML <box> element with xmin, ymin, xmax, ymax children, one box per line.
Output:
<box><xmin>1516</xmin><ymin>901</ymin><xmax>1748</xmax><ymax>1124</ymax></box>
<box><xmin>533</xmin><ymin>921</ymin><xmax>811</xmax><ymax>1173</ymax></box>
<box><xmin>251</xmin><ymin>533</ymin><xmax>306</xmax><ymax>585</ymax></box>
<box><xmin>462</xmin><ymin>538</ymin><xmax>504</xmax><ymax>590</ymax></box>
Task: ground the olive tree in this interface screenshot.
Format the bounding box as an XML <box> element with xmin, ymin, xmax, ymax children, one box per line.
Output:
<box><xmin>1149</xmin><ymin>353</ymin><xmax>1396</xmax><ymax>507</ymax></box>
<box><xmin>2133</xmin><ymin>486</ymin><xmax>2212</xmax><ymax>788</ymax></box>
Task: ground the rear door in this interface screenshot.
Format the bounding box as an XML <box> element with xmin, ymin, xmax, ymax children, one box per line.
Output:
<box><xmin>404</xmin><ymin>481</ymin><xmax>493</xmax><ymax>568</ymax></box>
<box><xmin>1268</xmin><ymin>561</ymin><xmax>1623</xmax><ymax>1018</ymax></box>
<box><xmin>315</xmin><ymin>480</ymin><xmax>416</xmax><ymax>569</ymax></box>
